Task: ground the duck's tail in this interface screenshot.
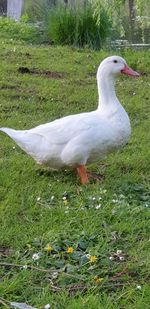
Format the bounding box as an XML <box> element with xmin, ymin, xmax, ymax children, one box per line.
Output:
<box><xmin>0</xmin><ymin>127</ymin><xmax>31</xmax><ymax>151</ymax></box>
<box><xmin>0</xmin><ymin>127</ymin><xmax>26</xmax><ymax>144</ymax></box>
<box><xmin>0</xmin><ymin>127</ymin><xmax>44</xmax><ymax>162</ymax></box>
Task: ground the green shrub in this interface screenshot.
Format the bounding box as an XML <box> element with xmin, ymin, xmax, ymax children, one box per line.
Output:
<box><xmin>0</xmin><ymin>17</ymin><xmax>40</xmax><ymax>43</ymax></box>
<box><xmin>46</xmin><ymin>6</ymin><xmax>76</xmax><ymax>45</ymax></box>
<box><xmin>46</xmin><ymin>5</ymin><xmax>111</xmax><ymax>49</ymax></box>
<box><xmin>23</xmin><ymin>0</ymin><xmax>49</xmax><ymax>22</ymax></box>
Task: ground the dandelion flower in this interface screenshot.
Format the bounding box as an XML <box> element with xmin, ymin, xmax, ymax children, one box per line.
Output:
<box><xmin>67</xmin><ymin>247</ymin><xmax>74</xmax><ymax>254</ymax></box>
<box><xmin>94</xmin><ymin>276</ymin><xmax>104</xmax><ymax>284</ymax></box>
<box><xmin>44</xmin><ymin>244</ymin><xmax>53</xmax><ymax>253</ymax></box>
<box><xmin>89</xmin><ymin>255</ymin><xmax>97</xmax><ymax>263</ymax></box>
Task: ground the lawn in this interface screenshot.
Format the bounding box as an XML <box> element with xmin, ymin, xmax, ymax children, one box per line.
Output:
<box><xmin>0</xmin><ymin>38</ymin><xmax>150</xmax><ymax>309</ymax></box>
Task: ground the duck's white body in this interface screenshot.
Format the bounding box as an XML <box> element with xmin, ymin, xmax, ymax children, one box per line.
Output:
<box><xmin>0</xmin><ymin>56</ymin><xmax>139</xmax><ymax>183</ymax></box>
<box><xmin>1</xmin><ymin>106</ymin><xmax>131</xmax><ymax>169</ymax></box>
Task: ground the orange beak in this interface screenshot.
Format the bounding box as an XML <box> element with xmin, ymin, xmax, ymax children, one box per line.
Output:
<box><xmin>121</xmin><ymin>65</ymin><xmax>140</xmax><ymax>77</ymax></box>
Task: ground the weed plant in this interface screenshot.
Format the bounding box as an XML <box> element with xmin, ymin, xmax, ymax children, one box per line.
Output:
<box><xmin>46</xmin><ymin>5</ymin><xmax>110</xmax><ymax>49</ymax></box>
<box><xmin>0</xmin><ymin>17</ymin><xmax>40</xmax><ymax>43</ymax></box>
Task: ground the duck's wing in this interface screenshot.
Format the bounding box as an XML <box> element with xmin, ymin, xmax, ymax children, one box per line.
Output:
<box><xmin>29</xmin><ymin>112</ymin><xmax>96</xmax><ymax>145</ymax></box>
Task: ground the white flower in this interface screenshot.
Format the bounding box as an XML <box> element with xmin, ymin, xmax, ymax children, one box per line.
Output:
<box><xmin>52</xmin><ymin>271</ymin><xmax>58</xmax><ymax>279</ymax></box>
<box><xmin>32</xmin><ymin>253</ymin><xmax>40</xmax><ymax>261</ymax></box>
<box><xmin>109</xmin><ymin>256</ymin><xmax>114</xmax><ymax>260</ymax></box>
<box><xmin>119</xmin><ymin>256</ymin><xmax>125</xmax><ymax>261</ymax></box>
<box><xmin>136</xmin><ymin>285</ymin><xmax>142</xmax><ymax>290</ymax></box>
<box><xmin>112</xmin><ymin>199</ymin><xmax>118</xmax><ymax>203</ymax></box>
<box><xmin>13</xmin><ymin>146</ymin><xmax>16</xmax><ymax>150</ymax></box>
<box><xmin>37</xmin><ymin>197</ymin><xmax>41</xmax><ymax>201</ymax></box>
<box><xmin>117</xmin><ymin>250</ymin><xmax>122</xmax><ymax>255</ymax></box>
<box><xmin>119</xmin><ymin>194</ymin><xmax>125</xmax><ymax>199</ymax></box>
<box><xmin>85</xmin><ymin>254</ymin><xmax>91</xmax><ymax>259</ymax></box>
<box><xmin>92</xmin><ymin>197</ymin><xmax>96</xmax><ymax>201</ymax></box>
<box><xmin>44</xmin><ymin>304</ymin><xmax>51</xmax><ymax>309</ymax></box>
<box><xmin>51</xmin><ymin>195</ymin><xmax>55</xmax><ymax>200</ymax></box>
<box><xmin>95</xmin><ymin>204</ymin><xmax>101</xmax><ymax>209</ymax></box>
<box><xmin>22</xmin><ymin>264</ymin><xmax>28</xmax><ymax>269</ymax></box>
<box><xmin>100</xmin><ymin>189</ymin><xmax>107</xmax><ymax>194</ymax></box>
<box><xmin>62</xmin><ymin>196</ymin><xmax>67</xmax><ymax>200</ymax></box>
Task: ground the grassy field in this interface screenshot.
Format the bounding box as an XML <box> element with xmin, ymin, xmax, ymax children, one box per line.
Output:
<box><xmin>0</xmin><ymin>38</ymin><xmax>150</xmax><ymax>309</ymax></box>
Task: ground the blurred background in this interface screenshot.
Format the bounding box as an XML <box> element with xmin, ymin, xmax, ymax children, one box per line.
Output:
<box><xmin>0</xmin><ymin>0</ymin><xmax>150</xmax><ymax>49</ymax></box>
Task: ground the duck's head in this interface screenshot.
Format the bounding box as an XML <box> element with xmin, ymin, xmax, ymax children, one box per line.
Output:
<box><xmin>97</xmin><ymin>56</ymin><xmax>140</xmax><ymax>79</ymax></box>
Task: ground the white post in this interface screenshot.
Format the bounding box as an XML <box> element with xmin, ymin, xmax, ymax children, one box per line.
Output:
<box><xmin>7</xmin><ymin>0</ymin><xmax>24</xmax><ymax>21</ymax></box>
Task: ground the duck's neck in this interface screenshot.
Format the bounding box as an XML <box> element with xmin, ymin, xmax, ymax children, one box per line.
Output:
<box><xmin>97</xmin><ymin>72</ymin><xmax>120</xmax><ymax>112</ymax></box>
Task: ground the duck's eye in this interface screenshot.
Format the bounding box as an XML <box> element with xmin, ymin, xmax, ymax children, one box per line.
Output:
<box><xmin>113</xmin><ymin>60</ymin><xmax>118</xmax><ymax>63</ymax></box>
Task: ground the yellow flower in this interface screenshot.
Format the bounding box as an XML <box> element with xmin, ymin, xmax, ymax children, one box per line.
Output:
<box><xmin>63</xmin><ymin>199</ymin><xmax>68</xmax><ymax>205</ymax></box>
<box><xmin>67</xmin><ymin>247</ymin><xmax>74</xmax><ymax>254</ymax></box>
<box><xmin>89</xmin><ymin>255</ymin><xmax>97</xmax><ymax>263</ymax></box>
<box><xmin>26</xmin><ymin>244</ymin><xmax>31</xmax><ymax>249</ymax></box>
<box><xmin>44</xmin><ymin>244</ymin><xmax>53</xmax><ymax>253</ymax></box>
<box><xmin>94</xmin><ymin>276</ymin><xmax>104</xmax><ymax>284</ymax></box>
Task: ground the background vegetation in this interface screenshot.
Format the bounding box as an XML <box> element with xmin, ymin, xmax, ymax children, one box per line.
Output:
<box><xmin>0</xmin><ymin>16</ymin><xmax>40</xmax><ymax>43</ymax></box>
<box><xmin>1</xmin><ymin>0</ymin><xmax>150</xmax><ymax>49</ymax></box>
<box><xmin>22</xmin><ymin>0</ymin><xmax>150</xmax><ymax>47</ymax></box>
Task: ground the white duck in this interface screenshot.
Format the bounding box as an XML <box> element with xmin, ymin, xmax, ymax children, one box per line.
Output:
<box><xmin>0</xmin><ymin>56</ymin><xmax>139</xmax><ymax>184</ymax></box>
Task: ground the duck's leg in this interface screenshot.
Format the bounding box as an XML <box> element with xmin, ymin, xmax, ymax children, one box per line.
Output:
<box><xmin>76</xmin><ymin>165</ymin><xmax>89</xmax><ymax>184</ymax></box>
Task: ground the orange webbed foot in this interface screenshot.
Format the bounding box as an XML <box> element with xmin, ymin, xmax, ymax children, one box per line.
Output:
<box><xmin>76</xmin><ymin>165</ymin><xmax>89</xmax><ymax>185</ymax></box>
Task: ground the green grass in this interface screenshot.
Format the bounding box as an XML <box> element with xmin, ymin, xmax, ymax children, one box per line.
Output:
<box><xmin>0</xmin><ymin>38</ymin><xmax>150</xmax><ymax>309</ymax></box>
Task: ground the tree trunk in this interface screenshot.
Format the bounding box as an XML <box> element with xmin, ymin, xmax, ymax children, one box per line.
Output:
<box><xmin>128</xmin><ymin>0</ymin><xmax>135</xmax><ymax>43</ymax></box>
<box><xmin>0</xmin><ymin>0</ymin><xmax>7</xmax><ymax>15</ymax></box>
<box><xmin>7</xmin><ymin>0</ymin><xmax>24</xmax><ymax>21</ymax></box>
